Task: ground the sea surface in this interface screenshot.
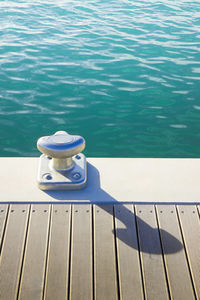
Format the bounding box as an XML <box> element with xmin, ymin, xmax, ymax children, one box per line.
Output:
<box><xmin>0</xmin><ymin>0</ymin><xmax>200</xmax><ymax>157</ymax></box>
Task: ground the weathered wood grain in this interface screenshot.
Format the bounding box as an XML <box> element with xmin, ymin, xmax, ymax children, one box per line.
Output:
<box><xmin>94</xmin><ymin>205</ymin><xmax>118</xmax><ymax>300</ymax></box>
<box><xmin>0</xmin><ymin>205</ymin><xmax>29</xmax><ymax>300</ymax></box>
<box><xmin>114</xmin><ymin>204</ymin><xmax>143</xmax><ymax>300</ymax></box>
<box><xmin>44</xmin><ymin>205</ymin><xmax>71</xmax><ymax>300</ymax></box>
<box><xmin>18</xmin><ymin>204</ymin><xmax>51</xmax><ymax>300</ymax></box>
<box><xmin>70</xmin><ymin>205</ymin><xmax>92</xmax><ymax>300</ymax></box>
<box><xmin>177</xmin><ymin>205</ymin><xmax>200</xmax><ymax>299</ymax></box>
<box><xmin>135</xmin><ymin>205</ymin><xmax>169</xmax><ymax>300</ymax></box>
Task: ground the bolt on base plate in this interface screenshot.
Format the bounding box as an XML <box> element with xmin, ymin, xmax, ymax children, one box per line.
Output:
<box><xmin>37</xmin><ymin>153</ymin><xmax>87</xmax><ymax>190</ymax></box>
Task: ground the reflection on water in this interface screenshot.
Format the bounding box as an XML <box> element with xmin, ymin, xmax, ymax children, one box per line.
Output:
<box><xmin>0</xmin><ymin>0</ymin><xmax>200</xmax><ymax>157</ymax></box>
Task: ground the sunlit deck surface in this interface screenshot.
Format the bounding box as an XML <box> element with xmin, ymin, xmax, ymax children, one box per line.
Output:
<box><xmin>0</xmin><ymin>204</ymin><xmax>199</xmax><ymax>300</ymax></box>
<box><xmin>0</xmin><ymin>158</ymin><xmax>200</xmax><ymax>299</ymax></box>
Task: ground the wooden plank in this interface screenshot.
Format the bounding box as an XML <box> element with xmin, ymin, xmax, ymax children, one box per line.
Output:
<box><xmin>18</xmin><ymin>204</ymin><xmax>51</xmax><ymax>300</ymax></box>
<box><xmin>135</xmin><ymin>205</ymin><xmax>169</xmax><ymax>300</ymax></box>
<box><xmin>157</xmin><ymin>205</ymin><xmax>195</xmax><ymax>299</ymax></box>
<box><xmin>0</xmin><ymin>204</ymin><xmax>30</xmax><ymax>300</ymax></box>
<box><xmin>114</xmin><ymin>204</ymin><xmax>143</xmax><ymax>300</ymax></box>
<box><xmin>94</xmin><ymin>205</ymin><xmax>118</xmax><ymax>300</ymax></box>
<box><xmin>70</xmin><ymin>205</ymin><xmax>92</xmax><ymax>300</ymax></box>
<box><xmin>0</xmin><ymin>204</ymin><xmax>8</xmax><ymax>254</ymax></box>
<box><xmin>177</xmin><ymin>205</ymin><xmax>200</xmax><ymax>299</ymax></box>
<box><xmin>44</xmin><ymin>205</ymin><xmax>71</xmax><ymax>300</ymax></box>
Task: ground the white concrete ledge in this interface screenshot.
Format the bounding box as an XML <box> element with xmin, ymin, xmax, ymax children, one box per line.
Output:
<box><xmin>0</xmin><ymin>157</ymin><xmax>200</xmax><ymax>203</ymax></box>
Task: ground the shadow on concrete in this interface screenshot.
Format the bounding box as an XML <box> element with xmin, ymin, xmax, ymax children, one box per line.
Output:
<box><xmin>45</xmin><ymin>162</ymin><xmax>116</xmax><ymax>202</ymax></box>
<box><xmin>45</xmin><ymin>163</ymin><xmax>183</xmax><ymax>254</ymax></box>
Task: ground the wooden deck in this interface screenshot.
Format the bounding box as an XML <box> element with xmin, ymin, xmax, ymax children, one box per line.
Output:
<box><xmin>0</xmin><ymin>203</ymin><xmax>199</xmax><ymax>300</ymax></box>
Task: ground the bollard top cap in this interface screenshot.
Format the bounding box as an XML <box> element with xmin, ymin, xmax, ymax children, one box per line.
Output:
<box><xmin>37</xmin><ymin>131</ymin><xmax>85</xmax><ymax>158</ymax></box>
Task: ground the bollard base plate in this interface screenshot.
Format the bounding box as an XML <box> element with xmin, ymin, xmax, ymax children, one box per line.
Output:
<box><xmin>37</xmin><ymin>153</ymin><xmax>87</xmax><ymax>190</ymax></box>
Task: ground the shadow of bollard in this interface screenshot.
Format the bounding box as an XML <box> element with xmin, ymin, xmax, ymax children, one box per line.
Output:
<box><xmin>45</xmin><ymin>162</ymin><xmax>183</xmax><ymax>254</ymax></box>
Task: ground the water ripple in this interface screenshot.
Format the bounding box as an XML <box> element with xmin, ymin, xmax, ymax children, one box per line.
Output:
<box><xmin>0</xmin><ymin>0</ymin><xmax>200</xmax><ymax>157</ymax></box>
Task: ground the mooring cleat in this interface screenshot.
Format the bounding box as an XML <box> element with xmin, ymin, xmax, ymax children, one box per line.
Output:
<box><xmin>37</xmin><ymin>131</ymin><xmax>87</xmax><ymax>190</ymax></box>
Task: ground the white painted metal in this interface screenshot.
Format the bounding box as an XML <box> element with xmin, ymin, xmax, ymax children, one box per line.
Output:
<box><xmin>37</xmin><ymin>154</ymin><xmax>87</xmax><ymax>190</ymax></box>
<box><xmin>37</xmin><ymin>131</ymin><xmax>87</xmax><ymax>190</ymax></box>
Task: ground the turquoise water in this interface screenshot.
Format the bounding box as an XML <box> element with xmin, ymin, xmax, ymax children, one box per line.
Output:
<box><xmin>0</xmin><ymin>0</ymin><xmax>200</xmax><ymax>157</ymax></box>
